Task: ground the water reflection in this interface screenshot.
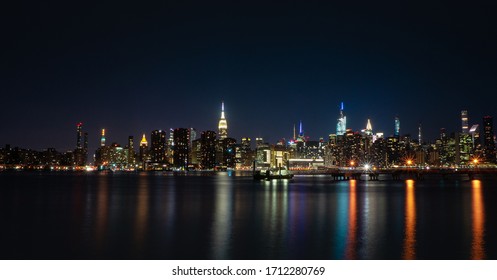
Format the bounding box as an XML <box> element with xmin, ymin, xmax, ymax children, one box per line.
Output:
<box><xmin>345</xmin><ymin>180</ymin><xmax>357</xmax><ymax>259</ymax></box>
<box><xmin>95</xmin><ymin>176</ymin><xmax>109</xmax><ymax>253</ymax></box>
<box><xmin>471</xmin><ymin>180</ymin><xmax>485</xmax><ymax>260</ymax></box>
<box><xmin>403</xmin><ymin>179</ymin><xmax>416</xmax><ymax>260</ymax></box>
<box><xmin>211</xmin><ymin>175</ymin><xmax>233</xmax><ymax>259</ymax></box>
<box><xmin>134</xmin><ymin>175</ymin><xmax>149</xmax><ymax>255</ymax></box>
<box><xmin>265</xmin><ymin>179</ymin><xmax>289</xmax><ymax>259</ymax></box>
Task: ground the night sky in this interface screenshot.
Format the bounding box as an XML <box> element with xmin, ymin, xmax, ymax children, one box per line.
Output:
<box><xmin>2</xmin><ymin>1</ymin><xmax>497</xmax><ymax>153</ymax></box>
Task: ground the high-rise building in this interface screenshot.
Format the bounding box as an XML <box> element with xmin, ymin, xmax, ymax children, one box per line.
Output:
<box><xmin>200</xmin><ymin>131</ymin><xmax>217</xmax><ymax>169</ymax></box>
<box><xmin>461</xmin><ymin>110</ymin><xmax>469</xmax><ymax>134</ymax></box>
<box><xmin>74</xmin><ymin>123</ymin><xmax>87</xmax><ymax>166</ymax></box>
<box><xmin>223</xmin><ymin>137</ymin><xmax>237</xmax><ymax>168</ymax></box>
<box><xmin>76</xmin><ymin>122</ymin><xmax>83</xmax><ymax>149</ymax></box>
<box><xmin>139</xmin><ymin>134</ymin><xmax>149</xmax><ymax>169</ymax></box>
<box><xmin>127</xmin><ymin>136</ymin><xmax>135</xmax><ymax>167</ymax></box>
<box><xmin>336</xmin><ymin>102</ymin><xmax>346</xmax><ymax>136</ymax></box>
<box><xmin>218</xmin><ymin>101</ymin><xmax>228</xmax><ymax>140</ymax></box>
<box><xmin>173</xmin><ymin>128</ymin><xmax>190</xmax><ymax>169</ymax></box>
<box><xmin>239</xmin><ymin>137</ymin><xmax>253</xmax><ymax>167</ymax></box>
<box><xmin>456</xmin><ymin>133</ymin><xmax>472</xmax><ymax>166</ymax></box>
<box><xmin>101</xmin><ymin>129</ymin><xmax>106</xmax><ymax>147</ymax></box>
<box><xmin>394</xmin><ymin>116</ymin><xmax>400</xmax><ymax>138</ymax></box>
<box><xmin>150</xmin><ymin>130</ymin><xmax>167</xmax><ymax>164</ymax></box>
<box><xmin>483</xmin><ymin>116</ymin><xmax>496</xmax><ymax>163</ymax></box>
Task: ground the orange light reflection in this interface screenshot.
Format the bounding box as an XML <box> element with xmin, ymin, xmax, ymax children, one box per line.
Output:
<box><xmin>471</xmin><ymin>180</ymin><xmax>485</xmax><ymax>260</ymax></box>
<box><xmin>345</xmin><ymin>180</ymin><xmax>357</xmax><ymax>259</ymax></box>
<box><xmin>403</xmin><ymin>179</ymin><xmax>416</xmax><ymax>260</ymax></box>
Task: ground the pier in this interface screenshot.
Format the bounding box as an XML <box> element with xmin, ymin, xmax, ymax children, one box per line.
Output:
<box><xmin>291</xmin><ymin>167</ymin><xmax>496</xmax><ymax>181</ymax></box>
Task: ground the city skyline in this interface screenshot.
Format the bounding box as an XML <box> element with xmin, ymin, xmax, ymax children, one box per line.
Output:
<box><xmin>0</xmin><ymin>102</ymin><xmax>495</xmax><ymax>153</ymax></box>
<box><xmin>2</xmin><ymin>2</ymin><xmax>497</xmax><ymax>151</ymax></box>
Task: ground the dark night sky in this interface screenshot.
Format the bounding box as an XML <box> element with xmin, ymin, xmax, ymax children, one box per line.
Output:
<box><xmin>2</xmin><ymin>1</ymin><xmax>497</xmax><ymax>153</ymax></box>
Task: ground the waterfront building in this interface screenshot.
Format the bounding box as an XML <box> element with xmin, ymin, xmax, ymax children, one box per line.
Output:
<box><xmin>200</xmin><ymin>131</ymin><xmax>216</xmax><ymax>169</ymax></box>
<box><xmin>74</xmin><ymin>123</ymin><xmax>87</xmax><ymax>166</ymax></box>
<box><xmin>483</xmin><ymin>116</ymin><xmax>496</xmax><ymax>163</ymax></box>
<box><xmin>386</xmin><ymin>136</ymin><xmax>400</xmax><ymax>165</ymax></box>
<box><xmin>126</xmin><ymin>136</ymin><xmax>135</xmax><ymax>168</ymax></box>
<box><xmin>190</xmin><ymin>138</ymin><xmax>202</xmax><ymax>167</ymax></box>
<box><xmin>222</xmin><ymin>137</ymin><xmax>237</xmax><ymax>168</ymax></box>
<box><xmin>256</xmin><ymin>139</ymin><xmax>271</xmax><ymax>168</ymax></box>
<box><xmin>173</xmin><ymin>128</ymin><xmax>190</xmax><ymax>169</ymax></box>
<box><xmin>150</xmin><ymin>130</ymin><xmax>167</xmax><ymax>165</ymax></box>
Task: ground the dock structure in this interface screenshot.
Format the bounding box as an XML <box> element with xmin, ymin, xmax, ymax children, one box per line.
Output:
<box><xmin>291</xmin><ymin>167</ymin><xmax>494</xmax><ymax>181</ymax></box>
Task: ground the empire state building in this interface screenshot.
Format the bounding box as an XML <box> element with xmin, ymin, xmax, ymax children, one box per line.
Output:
<box><xmin>218</xmin><ymin>101</ymin><xmax>228</xmax><ymax>139</ymax></box>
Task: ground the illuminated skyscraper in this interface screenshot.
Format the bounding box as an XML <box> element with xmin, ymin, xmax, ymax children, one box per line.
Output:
<box><xmin>394</xmin><ymin>116</ymin><xmax>400</xmax><ymax>138</ymax></box>
<box><xmin>365</xmin><ymin>119</ymin><xmax>373</xmax><ymax>136</ymax></box>
<box><xmin>218</xmin><ymin>101</ymin><xmax>228</xmax><ymax>140</ymax></box>
<box><xmin>101</xmin><ymin>129</ymin><xmax>106</xmax><ymax>147</ymax></box>
<box><xmin>127</xmin><ymin>136</ymin><xmax>135</xmax><ymax>167</ymax></box>
<box><xmin>483</xmin><ymin>116</ymin><xmax>496</xmax><ymax>163</ymax></box>
<box><xmin>150</xmin><ymin>130</ymin><xmax>167</xmax><ymax>164</ymax></box>
<box><xmin>173</xmin><ymin>128</ymin><xmax>190</xmax><ymax>169</ymax></box>
<box><xmin>74</xmin><ymin>123</ymin><xmax>87</xmax><ymax>166</ymax></box>
<box><xmin>200</xmin><ymin>131</ymin><xmax>216</xmax><ymax>169</ymax></box>
<box><xmin>76</xmin><ymin>122</ymin><xmax>83</xmax><ymax>149</ymax></box>
<box><xmin>336</xmin><ymin>102</ymin><xmax>346</xmax><ymax>136</ymax></box>
<box><xmin>139</xmin><ymin>134</ymin><xmax>149</xmax><ymax>168</ymax></box>
<box><xmin>461</xmin><ymin>110</ymin><xmax>469</xmax><ymax>134</ymax></box>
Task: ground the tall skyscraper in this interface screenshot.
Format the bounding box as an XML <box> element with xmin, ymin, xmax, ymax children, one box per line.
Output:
<box><xmin>100</xmin><ymin>129</ymin><xmax>106</xmax><ymax>147</ymax></box>
<box><xmin>218</xmin><ymin>101</ymin><xmax>228</xmax><ymax>140</ymax></box>
<box><xmin>483</xmin><ymin>116</ymin><xmax>496</xmax><ymax>163</ymax></box>
<box><xmin>200</xmin><ymin>130</ymin><xmax>217</xmax><ymax>169</ymax></box>
<box><xmin>139</xmin><ymin>134</ymin><xmax>148</xmax><ymax>168</ymax></box>
<box><xmin>336</xmin><ymin>102</ymin><xmax>346</xmax><ymax>136</ymax></box>
<box><xmin>74</xmin><ymin>122</ymin><xmax>88</xmax><ymax>166</ymax></box>
<box><xmin>394</xmin><ymin>116</ymin><xmax>400</xmax><ymax>138</ymax></box>
<box><xmin>173</xmin><ymin>128</ymin><xmax>190</xmax><ymax>169</ymax></box>
<box><xmin>76</xmin><ymin>122</ymin><xmax>83</xmax><ymax>149</ymax></box>
<box><xmin>461</xmin><ymin>110</ymin><xmax>469</xmax><ymax>134</ymax></box>
<box><xmin>127</xmin><ymin>136</ymin><xmax>135</xmax><ymax>167</ymax></box>
<box><xmin>150</xmin><ymin>130</ymin><xmax>167</xmax><ymax>164</ymax></box>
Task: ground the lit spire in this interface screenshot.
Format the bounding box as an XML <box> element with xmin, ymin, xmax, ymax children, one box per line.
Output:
<box><xmin>293</xmin><ymin>124</ymin><xmax>296</xmax><ymax>140</ymax></box>
<box><xmin>299</xmin><ymin>120</ymin><xmax>303</xmax><ymax>136</ymax></box>
<box><xmin>366</xmin><ymin>119</ymin><xmax>372</xmax><ymax>131</ymax></box>
<box><xmin>221</xmin><ymin>101</ymin><xmax>225</xmax><ymax>119</ymax></box>
<box><xmin>218</xmin><ymin>101</ymin><xmax>228</xmax><ymax>139</ymax></box>
<box><xmin>418</xmin><ymin>123</ymin><xmax>422</xmax><ymax>145</ymax></box>
<box><xmin>140</xmin><ymin>133</ymin><xmax>148</xmax><ymax>146</ymax></box>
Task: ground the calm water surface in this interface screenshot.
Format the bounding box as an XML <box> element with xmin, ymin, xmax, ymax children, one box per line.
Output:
<box><xmin>1</xmin><ymin>171</ymin><xmax>496</xmax><ymax>259</ymax></box>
